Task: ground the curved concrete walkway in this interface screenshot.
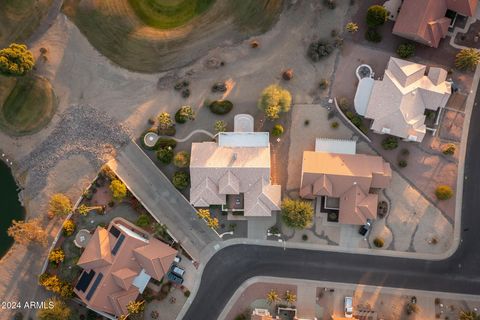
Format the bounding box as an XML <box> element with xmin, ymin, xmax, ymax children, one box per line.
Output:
<box><xmin>170</xmin><ymin>129</ymin><xmax>215</xmax><ymax>143</ymax></box>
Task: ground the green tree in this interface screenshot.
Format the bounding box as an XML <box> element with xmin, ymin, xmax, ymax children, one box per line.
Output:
<box><xmin>37</xmin><ymin>298</ymin><xmax>71</xmax><ymax>320</ymax></box>
<box><xmin>48</xmin><ymin>193</ymin><xmax>72</xmax><ymax>217</ymax></box>
<box><xmin>214</xmin><ymin>120</ymin><xmax>227</xmax><ymax>133</ymax></box>
<box><xmin>258</xmin><ymin>85</ymin><xmax>292</xmax><ymax>120</ymax></box>
<box><xmin>173</xmin><ymin>151</ymin><xmax>190</xmax><ymax>168</ymax></box>
<box><xmin>157</xmin><ymin>147</ymin><xmax>174</xmax><ymax>164</ymax></box>
<box><xmin>455</xmin><ymin>48</ymin><xmax>480</xmax><ymax>71</ymax></box>
<box><xmin>157</xmin><ymin>112</ymin><xmax>173</xmax><ymax>130</ymax></box>
<box><xmin>0</xmin><ymin>43</ymin><xmax>34</xmax><ymax>76</ymax></box>
<box><xmin>345</xmin><ymin>22</ymin><xmax>359</xmax><ymax>33</ymax></box>
<box><xmin>281</xmin><ymin>198</ymin><xmax>314</xmax><ymax>229</ymax></box>
<box><xmin>460</xmin><ymin>311</ymin><xmax>480</xmax><ymax>320</ymax></box>
<box><xmin>153</xmin><ymin>222</ymin><xmax>168</xmax><ymax>238</ymax></box>
<box><xmin>284</xmin><ymin>290</ymin><xmax>297</xmax><ymax>304</ymax></box>
<box><xmin>110</xmin><ymin>179</ymin><xmax>127</xmax><ymax>201</ymax></box>
<box><xmin>8</xmin><ymin>219</ymin><xmax>47</xmax><ymax>246</ymax></box>
<box><xmin>271</xmin><ymin>124</ymin><xmax>284</xmax><ymax>137</ymax></box>
<box><xmin>175</xmin><ymin>105</ymin><xmax>195</xmax><ymax>123</ymax></box>
<box><xmin>366</xmin><ymin>5</ymin><xmax>388</xmax><ymax>28</ymax></box>
<box><xmin>266</xmin><ymin>289</ymin><xmax>281</xmax><ymax>304</ymax></box>
<box><xmin>172</xmin><ymin>171</ymin><xmax>190</xmax><ymax>190</ymax></box>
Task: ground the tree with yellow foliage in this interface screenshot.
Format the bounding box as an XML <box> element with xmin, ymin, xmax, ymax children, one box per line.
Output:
<box><xmin>0</xmin><ymin>43</ymin><xmax>34</xmax><ymax>76</ymax></box>
<box><xmin>7</xmin><ymin>219</ymin><xmax>47</xmax><ymax>246</ymax></box>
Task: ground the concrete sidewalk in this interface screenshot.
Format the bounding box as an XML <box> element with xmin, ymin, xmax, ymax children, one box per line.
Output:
<box><xmin>108</xmin><ymin>141</ymin><xmax>220</xmax><ymax>260</ymax></box>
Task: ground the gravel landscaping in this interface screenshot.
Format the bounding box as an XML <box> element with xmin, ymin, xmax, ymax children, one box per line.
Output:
<box><xmin>18</xmin><ymin>104</ymin><xmax>131</xmax><ymax>197</ymax></box>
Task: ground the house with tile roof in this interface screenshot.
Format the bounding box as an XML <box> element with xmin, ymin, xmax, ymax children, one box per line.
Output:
<box><xmin>74</xmin><ymin>218</ymin><xmax>177</xmax><ymax>318</ymax></box>
<box><xmin>392</xmin><ymin>0</ymin><xmax>478</xmax><ymax>47</ymax></box>
<box><xmin>299</xmin><ymin>139</ymin><xmax>391</xmax><ymax>225</ymax></box>
<box><xmin>189</xmin><ymin>114</ymin><xmax>281</xmax><ymax>217</ymax></box>
<box><xmin>354</xmin><ymin>57</ymin><xmax>451</xmax><ymax>142</ymax></box>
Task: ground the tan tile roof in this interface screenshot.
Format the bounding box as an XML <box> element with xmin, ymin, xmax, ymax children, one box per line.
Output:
<box><xmin>190</xmin><ymin>139</ymin><xmax>281</xmax><ymax>216</ymax></box>
<box><xmin>133</xmin><ymin>241</ymin><xmax>178</xmax><ymax>280</ymax></box>
<box><xmin>393</xmin><ymin>0</ymin><xmax>477</xmax><ymax>47</ymax></box>
<box><xmin>74</xmin><ymin>218</ymin><xmax>177</xmax><ymax>317</ymax></box>
<box><xmin>111</xmin><ymin>268</ymin><xmax>137</xmax><ymax>291</ymax></box>
<box><xmin>363</xmin><ymin>57</ymin><xmax>451</xmax><ymax>141</ymax></box>
<box><xmin>77</xmin><ymin>228</ymin><xmax>113</xmax><ymax>270</ymax></box>
<box><xmin>300</xmin><ymin>151</ymin><xmax>391</xmax><ymax>225</ymax></box>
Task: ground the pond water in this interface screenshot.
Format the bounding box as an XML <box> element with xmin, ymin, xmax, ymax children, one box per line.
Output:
<box><xmin>0</xmin><ymin>160</ymin><xmax>25</xmax><ymax>256</ymax></box>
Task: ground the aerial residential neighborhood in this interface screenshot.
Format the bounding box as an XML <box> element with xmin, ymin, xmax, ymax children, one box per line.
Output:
<box><xmin>0</xmin><ymin>0</ymin><xmax>480</xmax><ymax>320</ymax></box>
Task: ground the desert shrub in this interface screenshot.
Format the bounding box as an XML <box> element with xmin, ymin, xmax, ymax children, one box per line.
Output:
<box><xmin>175</xmin><ymin>106</ymin><xmax>195</xmax><ymax>123</ymax></box>
<box><xmin>136</xmin><ymin>213</ymin><xmax>151</xmax><ymax>227</ymax></box>
<box><xmin>258</xmin><ymin>85</ymin><xmax>292</xmax><ymax>120</ymax></box>
<box><xmin>184</xmin><ymin>290</ymin><xmax>191</xmax><ymax>297</ymax></box>
<box><xmin>345</xmin><ymin>111</ymin><xmax>362</xmax><ymax>127</ymax></box>
<box><xmin>209</xmin><ymin>100</ymin><xmax>233</xmax><ymax>115</ymax></box>
<box><xmin>0</xmin><ymin>43</ymin><xmax>34</xmax><ymax>76</ymax></box>
<box><xmin>156</xmin><ymin>147</ymin><xmax>174</xmax><ymax>164</ymax></box>
<box><xmin>455</xmin><ymin>48</ymin><xmax>480</xmax><ymax>71</ymax></box>
<box><xmin>172</xmin><ymin>171</ymin><xmax>190</xmax><ymax>190</ymax></box>
<box><xmin>397</xmin><ymin>43</ymin><xmax>416</xmax><ymax>59</ymax></box>
<box><xmin>442</xmin><ymin>144</ymin><xmax>456</xmax><ymax>155</ymax></box>
<box><xmin>373</xmin><ymin>237</ymin><xmax>384</xmax><ymax>248</ymax></box>
<box><xmin>214</xmin><ymin>120</ymin><xmax>227</xmax><ymax>133</ymax></box>
<box><xmin>282</xmin><ymin>69</ymin><xmax>293</xmax><ymax>80</ymax></box>
<box><xmin>338</xmin><ymin>97</ymin><xmax>349</xmax><ymax>111</ymax></box>
<box><xmin>401</xmin><ymin>148</ymin><xmax>410</xmax><ymax>156</ymax></box>
<box><xmin>302</xmin><ymin>234</ymin><xmax>308</xmax><ymax>241</ymax></box>
<box><xmin>377</xmin><ymin>201</ymin><xmax>388</xmax><ymax>218</ymax></box>
<box><xmin>381</xmin><ymin>136</ymin><xmax>399</xmax><ymax>150</ymax></box>
<box><xmin>181</xmin><ymin>88</ymin><xmax>190</xmax><ymax>98</ymax></box>
<box><xmin>331</xmin><ymin>121</ymin><xmax>339</xmax><ymax>129</ymax></box>
<box><xmin>272</xmin><ymin>124</ymin><xmax>284</xmax><ymax>137</ymax></box>
<box><xmin>48</xmin><ymin>248</ymin><xmax>65</xmax><ymax>264</ymax></box>
<box><xmin>398</xmin><ymin>159</ymin><xmax>408</xmax><ymax>168</ymax></box>
<box><xmin>345</xmin><ymin>22</ymin><xmax>359</xmax><ymax>33</ymax></box>
<box><xmin>173</xmin><ymin>151</ymin><xmax>190</xmax><ymax>168</ymax></box>
<box><xmin>155</xmin><ymin>138</ymin><xmax>177</xmax><ymax>150</ymax></box>
<box><xmin>304</xmin><ymin>120</ymin><xmax>310</xmax><ymax>126</ymax></box>
<box><xmin>319</xmin><ymin>79</ymin><xmax>330</xmax><ymax>90</ymax></box>
<box><xmin>365</xmin><ymin>28</ymin><xmax>382</xmax><ymax>42</ymax></box>
<box><xmin>406</xmin><ymin>302</ymin><xmax>419</xmax><ymax>315</ymax></box>
<box><xmin>366</xmin><ymin>5</ymin><xmax>388</xmax><ymax>28</ymax></box>
<box><xmin>324</xmin><ymin>0</ymin><xmax>336</xmax><ymax>9</ymax></box>
<box><xmin>62</xmin><ymin>219</ymin><xmax>76</xmax><ymax>237</ymax></box>
<box><xmin>307</xmin><ymin>41</ymin><xmax>334</xmax><ymax>61</ymax></box>
<box><xmin>435</xmin><ymin>185</ymin><xmax>453</xmax><ymax>200</ymax></box>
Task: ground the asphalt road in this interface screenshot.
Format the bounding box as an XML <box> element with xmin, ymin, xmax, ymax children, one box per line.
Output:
<box><xmin>183</xmin><ymin>91</ymin><xmax>480</xmax><ymax>320</ymax></box>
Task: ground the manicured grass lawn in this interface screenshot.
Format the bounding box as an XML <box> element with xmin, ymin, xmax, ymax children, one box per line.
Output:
<box><xmin>0</xmin><ymin>0</ymin><xmax>53</xmax><ymax>47</ymax></box>
<box><xmin>128</xmin><ymin>0</ymin><xmax>215</xmax><ymax>29</ymax></box>
<box><xmin>0</xmin><ymin>75</ymin><xmax>56</xmax><ymax>135</ymax></box>
<box><xmin>63</xmin><ymin>0</ymin><xmax>283</xmax><ymax>72</ymax></box>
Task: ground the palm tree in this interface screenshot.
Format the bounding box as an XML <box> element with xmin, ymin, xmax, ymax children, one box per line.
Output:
<box><xmin>283</xmin><ymin>290</ymin><xmax>297</xmax><ymax>304</ymax></box>
<box><xmin>266</xmin><ymin>289</ymin><xmax>281</xmax><ymax>304</ymax></box>
<box><xmin>455</xmin><ymin>48</ymin><xmax>480</xmax><ymax>71</ymax></box>
<box><xmin>76</xmin><ymin>204</ymin><xmax>105</xmax><ymax>216</ymax></box>
<box><xmin>460</xmin><ymin>310</ymin><xmax>480</xmax><ymax>320</ymax></box>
